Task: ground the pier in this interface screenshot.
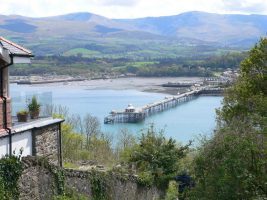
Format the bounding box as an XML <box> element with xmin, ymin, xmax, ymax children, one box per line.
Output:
<box><xmin>104</xmin><ymin>87</ymin><xmax>223</xmax><ymax>124</ymax></box>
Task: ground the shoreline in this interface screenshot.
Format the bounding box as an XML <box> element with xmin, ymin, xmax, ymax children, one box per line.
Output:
<box><xmin>12</xmin><ymin>77</ymin><xmax>203</xmax><ymax>95</ymax></box>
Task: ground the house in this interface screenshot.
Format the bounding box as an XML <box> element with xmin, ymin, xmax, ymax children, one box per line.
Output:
<box><xmin>0</xmin><ymin>37</ymin><xmax>64</xmax><ymax>166</ymax></box>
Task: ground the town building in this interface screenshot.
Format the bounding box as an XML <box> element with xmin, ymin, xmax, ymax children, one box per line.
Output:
<box><xmin>0</xmin><ymin>37</ymin><xmax>64</xmax><ymax>166</ymax></box>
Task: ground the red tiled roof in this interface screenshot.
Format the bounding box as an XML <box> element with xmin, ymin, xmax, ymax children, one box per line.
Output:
<box><xmin>0</xmin><ymin>37</ymin><xmax>33</xmax><ymax>57</ymax></box>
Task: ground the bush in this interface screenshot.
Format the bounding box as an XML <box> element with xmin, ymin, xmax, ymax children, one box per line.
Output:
<box><xmin>188</xmin><ymin>38</ymin><xmax>267</xmax><ymax>200</ymax></box>
<box><xmin>165</xmin><ymin>181</ymin><xmax>179</xmax><ymax>200</ymax></box>
<box><xmin>0</xmin><ymin>154</ymin><xmax>23</xmax><ymax>200</ymax></box>
<box><xmin>124</xmin><ymin>124</ymin><xmax>190</xmax><ymax>189</ymax></box>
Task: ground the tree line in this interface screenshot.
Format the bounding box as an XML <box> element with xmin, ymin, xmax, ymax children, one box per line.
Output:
<box><xmin>10</xmin><ymin>52</ymin><xmax>245</xmax><ymax>77</ymax></box>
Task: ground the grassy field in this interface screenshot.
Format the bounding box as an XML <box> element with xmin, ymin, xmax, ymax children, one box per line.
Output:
<box><xmin>64</xmin><ymin>48</ymin><xmax>101</xmax><ymax>57</ymax></box>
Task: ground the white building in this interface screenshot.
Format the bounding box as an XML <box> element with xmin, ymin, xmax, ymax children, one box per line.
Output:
<box><xmin>0</xmin><ymin>37</ymin><xmax>64</xmax><ymax>165</ymax></box>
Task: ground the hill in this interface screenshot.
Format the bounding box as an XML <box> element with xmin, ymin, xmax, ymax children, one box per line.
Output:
<box><xmin>1</xmin><ymin>11</ymin><xmax>266</xmax><ymax>57</ymax></box>
<box><xmin>116</xmin><ymin>11</ymin><xmax>267</xmax><ymax>46</ymax></box>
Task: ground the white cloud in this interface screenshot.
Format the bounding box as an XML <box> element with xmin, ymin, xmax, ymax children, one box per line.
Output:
<box><xmin>221</xmin><ymin>0</ymin><xmax>267</xmax><ymax>14</ymax></box>
<box><xmin>98</xmin><ymin>0</ymin><xmax>139</xmax><ymax>7</ymax></box>
<box><xmin>0</xmin><ymin>0</ymin><xmax>267</xmax><ymax>18</ymax></box>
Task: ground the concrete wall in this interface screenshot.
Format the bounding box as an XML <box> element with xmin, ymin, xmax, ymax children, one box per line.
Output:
<box><xmin>0</xmin><ymin>130</ymin><xmax>32</xmax><ymax>157</ymax></box>
<box><xmin>19</xmin><ymin>156</ymin><xmax>163</xmax><ymax>200</ymax></box>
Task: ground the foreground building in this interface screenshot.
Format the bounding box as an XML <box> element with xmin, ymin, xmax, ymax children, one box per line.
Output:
<box><xmin>0</xmin><ymin>37</ymin><xmax>64</xmax><ymax>166</ymax></box>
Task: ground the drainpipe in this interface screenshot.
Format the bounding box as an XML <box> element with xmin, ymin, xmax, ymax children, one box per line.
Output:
<box><xmin>1</xmin><ymin>54</ymin><xmax>13</xmax><ymax>155</ymax></box>
<box><xmin>58</xmin><ymin>122</ymin><xmax>62</xmax><ymax>167</ymax></box>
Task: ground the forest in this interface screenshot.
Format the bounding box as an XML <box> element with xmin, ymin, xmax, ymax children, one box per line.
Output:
<box><xmin>10</xmin><ymin>52</ymin><xmax>246</xmax><ymax>77</ymax></box>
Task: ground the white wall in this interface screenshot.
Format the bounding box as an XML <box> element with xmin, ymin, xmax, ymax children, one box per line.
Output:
<box><xmin>0</xmin><ymin>131</ymin><xmax>32</xmax><ymax>158</ymax></box>
<box><xmin>0</xmin><ymin>137</ymin><xmax>9</xmax><ymax>157</ymax></box>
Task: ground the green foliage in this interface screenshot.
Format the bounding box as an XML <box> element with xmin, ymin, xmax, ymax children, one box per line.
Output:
<box><xmin>124</xmin><ymin>124</ymin><xmax>190</xmax><ymax>189</ymax></box>
<box><xmin>16</xmin><ymin>109</ymin><xmax>29</xmax><ymax>115</ymax></box>
<box><xmin>0</xmin><ymin>154</ymin><xmax>23</xmax><ymax>200</ymax></box>
<box><xmin>89</xmin><ymin>170</ymin><xmax>110</xmax><ymax>200</ymax></box>
<box><xmin>53</xmin><ymin>187</ymin><xmax>90</xmax><ymax>200</ymax></box>
<box><xmin>54</xmin><ymin>169</ymin><xmax>65</xmax><ymax>195</ymax></box>
<box><xmin>11</xmin><ymin>50</ymin><xmax>244</xmax><ymax>77</ymax></box>
<box><xmin>64</xmin><ymin>48</ymin><xmax>100</xmax><ymax>57</ymax></box>
<box><xmin>28</xmin><ymin>95</ymin><xmax>41</xmax><ymax>112</ymax></box>
<box><xmin>164</xmin><ymin>181</ymin><xmax>179</xmax><ymax>200</ymax></box>
<box><xmin>136</xmin><ymin>171</ymin><xmax>154</xmax><ymax>187</ymax></box>
<box><xmin>61</xmin><ymin>123</ymin><xmax>85</xmax><ymax>161</ymax></box>
<box><xmin>116</xmin><ymin>129</ymin><xmax>137</xmax><ymax>162</ymax></box>
<box><xmin>219</xmin><ymin>38</ymin><xmax>267</xmax><ymax>129</ymax></box>
<box><xmin>0</xmin><ymin>176</ymin><xmax>5</xmax><ymax>200</ymax></box>
<box><xmin>189</xmin><ymin>38</ymin><xmax>267</xmax><ymax>199</ymax></box>
<box><xmin>189</xmin><ymin>125</ymin><xmax>267</xmax><ymax>199</ymax></box>
<box><xmin>51</xmin><ymin>109</ymin><xmax>116</xmax><ymax>167</ymax></box>
<box><xmin>63</xmin><ymin>162</ymin><xmax>79</xmax><ymax>169</ymax></box>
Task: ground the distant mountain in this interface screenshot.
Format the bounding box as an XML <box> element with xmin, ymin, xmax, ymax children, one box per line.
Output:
<box><xmin>53</xmin><ymin>12</ymin><xmax>94</xmax><ymax>21</ymax></box>
<box><xmin>115</xmin><ymin>11</ymin><xmax>267</xmax><ymax>45</ymax></box>
<box><xmin>0</xmin><ymin>11</ymin><xmax>266</xmax><ymax>56</ymax></box>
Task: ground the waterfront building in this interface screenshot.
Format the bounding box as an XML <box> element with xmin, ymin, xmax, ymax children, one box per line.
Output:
<box><xmin>0</xmin><ymin>37</ymin><xmax>64</xmax><ymax>166</ymax></box>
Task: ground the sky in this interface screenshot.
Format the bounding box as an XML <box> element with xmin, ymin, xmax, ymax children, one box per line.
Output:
<box><xmin>1</xmin><ymin>0</ymin><xmax>267</xmax><ymax>19</ymax></box>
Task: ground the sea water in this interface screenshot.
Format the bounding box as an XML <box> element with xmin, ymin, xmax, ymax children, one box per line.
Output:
<box><xmin>10</xmin><ymin>83</ymin><xmax>222</xmax><ymax>144</ymax></box>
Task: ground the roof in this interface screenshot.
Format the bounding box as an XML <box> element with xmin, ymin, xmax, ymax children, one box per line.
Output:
<box><xmin>0</xmin><ymin>37</ymin><xmax>33</xmax><ymax>57</ymax></box>
<box><xmin>126</xmin><ymin>104</ymin><xmax>135</xmax><ymax>110</ymax></box>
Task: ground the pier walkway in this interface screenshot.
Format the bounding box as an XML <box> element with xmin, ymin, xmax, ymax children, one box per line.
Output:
<box><xmin>104</xmin><ymin>87</ymin><xmax>223</xmax><ymax>124</ymax></box>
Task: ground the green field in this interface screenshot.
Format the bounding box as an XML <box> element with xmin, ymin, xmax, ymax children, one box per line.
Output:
<box><xmin>64</xmin><ymin>48</ymin><xmax>101</xmax><ymax>57</ymax></box>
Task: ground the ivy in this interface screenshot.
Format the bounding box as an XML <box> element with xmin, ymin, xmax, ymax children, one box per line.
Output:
<box><xmin>89</xmin><ymin>170</ymin><xmax>110</xmax><ymax>200</ymax></box>
<box><xmin>53</xmin><ymin>187</ymin><xmax>90</xmax><ymax>200</ymax></box>
<box><xmin>0</xmin><ymin>154</ymin><xmax>23</xmax><ymax>200</ymax></box>
<box><xmin>54</xmin><ymin>169</ymin><xmax>65</xmax><ymax>195</ymax></box>
<box><xmin>36</xmin><ymin>157</ymin><xmax>66</xmax><ymax>196</ymax></box>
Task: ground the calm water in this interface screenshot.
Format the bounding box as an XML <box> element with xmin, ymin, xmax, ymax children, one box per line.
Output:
<box><xmin>10</xmin><ymin>83</ymin><xmax>222</xmax><ymax>144</ymax></box>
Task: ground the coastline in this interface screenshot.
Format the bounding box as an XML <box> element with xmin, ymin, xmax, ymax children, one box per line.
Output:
<box><xmin>14</xmin><ymin>77</ymin><xmax>203</xmax><ymax>95</ymax></box>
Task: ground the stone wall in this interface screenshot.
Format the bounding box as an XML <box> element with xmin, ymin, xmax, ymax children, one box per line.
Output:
<box><xmin>19</xmin><ymin>156</ymin><xmax>163</xmax><ymax>200</ymax></box>
<box><xmin>32</xmin><ymin>124</ymin><xmax>61</xmax><ymax>165</ymax></box>
<box><xmin>19</xmin><ymin>157</ymin><xmax>57</xmax><ymax>200</ymax></box>
<box><xmin>64</xmin><ymin>169</ymin><xmax>162</xmax><ymax>200</ymax></box>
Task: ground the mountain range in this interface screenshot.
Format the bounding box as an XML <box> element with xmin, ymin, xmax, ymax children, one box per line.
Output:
<box><xmin>0</xmin><ymin>11</ymin><xmax>266</xmax><ymax>56</ymax></box>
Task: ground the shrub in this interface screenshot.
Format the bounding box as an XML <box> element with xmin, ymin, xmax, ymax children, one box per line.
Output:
<box><xmin>28</xmin><ymin>96</ymin><xmax>41</xmax><ymax>112</ymax></box>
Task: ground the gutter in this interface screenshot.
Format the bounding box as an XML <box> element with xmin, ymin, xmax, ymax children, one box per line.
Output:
<box><xmin>1</xmin><ymin>54</ymin><xmax>13</xmax><ymax>155</ymax></box>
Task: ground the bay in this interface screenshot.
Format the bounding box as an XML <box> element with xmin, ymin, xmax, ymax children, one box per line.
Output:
<box><xmin>10</xmin><ymin>83</ymin><xmax>222</xmax><ymax>144</ymax></box>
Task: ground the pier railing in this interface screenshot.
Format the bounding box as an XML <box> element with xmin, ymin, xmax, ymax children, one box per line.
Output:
<box><xmin>105</xmin><ymin>86</ymin><xmax>224</xmax><ymax>124</ymax></box>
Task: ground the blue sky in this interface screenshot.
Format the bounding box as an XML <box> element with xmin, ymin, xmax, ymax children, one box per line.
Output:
<box><xmin>1</xmin><ymin>0</ymin><xmax>267</xmax><ymax>18</ymax></box>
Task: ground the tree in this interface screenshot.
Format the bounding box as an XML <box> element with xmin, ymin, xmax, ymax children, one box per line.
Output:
<box><xmin>116</xmin><ymin>128</ymin><xmax>136</xmax><ymax>150</ymax></box>
<box><xmin>61</xmin><ymin>123</ymin><xmax>84</xmax><ymax>161</ymax></box>
<box><xmin>83</xmin><ymin>114</ymin><xmax>101</xmax><ymax>150</ymax></box>
<box><xmin>189</xmin><ymin>38</ymin><xmax>267</xmax><ymax>199</ymax></box>
<box><xmin>124</xmin><ymin>124</ymin><xmax>190</xmax><ymax>188</ymax></box>
<box><xmin>219</xmin><ymin>38</ymin><xmax>267</xmax><ymax>129</ymax></box>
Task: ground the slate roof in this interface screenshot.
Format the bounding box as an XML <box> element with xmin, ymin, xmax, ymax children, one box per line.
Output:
<box><xmin>0</xmin><ymin>37</ymin><xmax>33</xmax><ymax>57</ymax></box>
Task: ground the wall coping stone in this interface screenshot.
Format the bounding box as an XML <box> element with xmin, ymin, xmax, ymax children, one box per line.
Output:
<box><xmin>0</xmin><ymin>117</ymin><xmax>64</xmax><ymax>139</ymax></box>
<box><xmin>12</xmin><ymin>117</ymin><xmax>64</xmax><ymax>133</ymax></box>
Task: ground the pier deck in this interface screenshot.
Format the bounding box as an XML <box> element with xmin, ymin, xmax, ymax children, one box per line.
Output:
<box><xmin>104</xmin><ymin>87</ymin><xmax>223</xmax><ymax>124</ymax></box>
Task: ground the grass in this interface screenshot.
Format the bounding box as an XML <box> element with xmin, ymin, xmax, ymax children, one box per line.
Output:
<box><xmin>63</xmin><ymin>162</ymin><xmax>80</xmax><ymax>169</ymax></box>
<box><xmin>64</xmin><ymin>48</ymin><xmax>100</xmax><ymax>57</ymax></box>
